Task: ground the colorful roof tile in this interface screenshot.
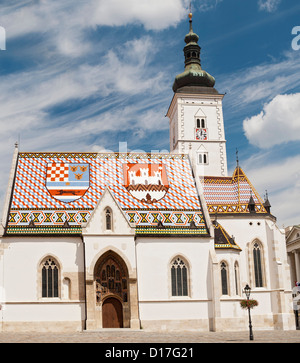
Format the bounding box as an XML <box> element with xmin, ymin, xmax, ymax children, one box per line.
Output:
<box><xmin>201</xmin><ymin>167</ymin><xmax>268</xmax><ymax>215</ymax></box>
<box><xmin>6</xmin><ymin>152</ymin><xmax>208</xmax><ymax>235</ymax></box>
<box><xmin>213</xmin><ymin>220</ymin><xmax>241</xmax><ymax>251</ymax></box>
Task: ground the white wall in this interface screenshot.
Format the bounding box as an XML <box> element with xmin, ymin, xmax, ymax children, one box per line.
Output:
<box><xmin>135</xmin><ymin>236</ymin><xmax>213</xmax><ymax>322</ymax></box>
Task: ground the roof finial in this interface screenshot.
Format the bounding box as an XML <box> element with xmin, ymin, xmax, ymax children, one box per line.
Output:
<box><xmin>264</xmin><ymin>189</ymin><xmax>268</xmax><ymax>201</ymax></box>
<box><xmin>188</xmin><ymin>1</ymin><xmax>193</xmax><ymax>32</ymax></box>
<box><xmin>236</xmin><ymin>148</ymin><xmax>239</xmax><ymax>167</ymax></box>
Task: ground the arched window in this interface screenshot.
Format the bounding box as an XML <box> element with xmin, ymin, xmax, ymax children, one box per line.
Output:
<box><xmin>253</xmin><ymin>242</ymin><xmax>263</xmax><ymax>287</ymax></box>
<box><xmin>42</xmin><ymin>258</ymin><xmax>59</xmax><ymax>298</ymax></box>
<box><xmin>106</xmin><ymin>208</ymin><xmax>112</xmax><ymax>230</ymax></box>
<box><xmin>220</xmin><ymin>261</ymin><xmax>229</xmax><ymax>295</ymax></box>
<box><xmin>198</xmin><ymin>153</ymin><xmax>208</xmax><ymax>165</ymax></box>
<box><xmin>234</xmin><ymin>262</ymin><xmax>240</xmax><ymax>295</ymax></box>
<box><xmin>171</xmin><ymin>257</ymin><xmax>188</xmax><ymax>296</ymax></box>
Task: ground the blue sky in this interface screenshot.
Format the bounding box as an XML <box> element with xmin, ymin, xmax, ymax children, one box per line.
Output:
<box><xmin>0</xmin><ymin>0</ymin><xmax>299</xmax><ymax>227</ymax></box>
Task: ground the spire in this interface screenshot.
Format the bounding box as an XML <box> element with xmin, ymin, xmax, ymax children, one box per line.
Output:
<box><xmin>184</xmin><ymin>12</ymin><xmax>200</xmax><ymax>68</ymax></box>
<box><xmin>263</xmin><ymin>190</ymin><xmax>271</xmax><ymax>214</ymax></box>
<box><xmin>236</xmin><ymin>148</ymin><xmax>239</xmax><ymax>168</ymax></box>
<box><xmin>172</xmin><ymin>12</ymin><xmax>216</xmax><ymax>93</ymax></box>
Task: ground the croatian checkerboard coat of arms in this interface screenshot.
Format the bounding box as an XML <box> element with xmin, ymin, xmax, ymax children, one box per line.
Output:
<box><xmin>46</xmin><ymin>163</ymin><xmax>90</xmax><ymax>203</ymax></box>
<box><xmin>123</xmin><ymin>163</ymin><xmax>169</xmax><ymax>204</ymax></box>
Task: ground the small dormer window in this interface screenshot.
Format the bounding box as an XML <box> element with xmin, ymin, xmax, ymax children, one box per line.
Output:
<box><xmin>106</xmin><ymin>209</ymin><xmax>112</xmax><ymax>230</ymax></box>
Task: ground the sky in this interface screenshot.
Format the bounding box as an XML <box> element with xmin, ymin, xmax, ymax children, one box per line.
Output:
<box><xmin>0</xmin><ymin>0</ymin><xmax>299</xmax><ymax>228</ymax></box>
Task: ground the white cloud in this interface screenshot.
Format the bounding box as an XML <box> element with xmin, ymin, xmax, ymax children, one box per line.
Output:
<box><xmin>218</xmin><ymin>51</ymin><xmax>300</xmax><ymax>115</ymax></box>
<box><xmin>258</xmin><ymin>0</ymin><xmax>281</xmax><ymax>12</ymax></box>
<box><xmin>243</xmin><ymin>93</ymin><xmax>300</xmax><ymax>148</ymax></box>
<box><xmin>88</xmin><ymin>0</ymin><xmax>188</xmax><ymax>30</ymax></box>
<box><xmin>197</xmin><ymin>0</ymin><xmax>223</xmax><ymax>12</ymax></box>
<box><xmin>3</xmin><ymin>0</ymin><xmax>188</xmax><ymax>52</ymax></box>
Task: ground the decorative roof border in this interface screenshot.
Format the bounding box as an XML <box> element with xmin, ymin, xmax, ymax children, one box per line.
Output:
<box><xmin>5</xmin><ymin>223</ymin><xmax>208</xmax><ymax>237</ymax></box>
<box><xmin>5</xmin><ymin>225</ymin><xmax>82</xmax><ymax>235</ymax></box>
<box><xmin>135</xmin><ymin>225</ymin><xmax>209</xmax><ymax>236</ymax></box>
<box><xmin>18</xmin><ymin>152</ymin><xmax>188</xmax><ymax>160</ymax></box>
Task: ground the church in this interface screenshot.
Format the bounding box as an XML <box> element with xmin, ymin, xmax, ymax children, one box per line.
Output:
<box><xmin>0</xmin><ymin>13</ymin><xmax>294</xmax><ymax>332</ymax></box>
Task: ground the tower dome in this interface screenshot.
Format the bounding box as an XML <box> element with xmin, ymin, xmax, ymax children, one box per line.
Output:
<box><xmin>172</xmin><ymin>13</ymin><xmax>216</xmax><ymax>93</ymax></box>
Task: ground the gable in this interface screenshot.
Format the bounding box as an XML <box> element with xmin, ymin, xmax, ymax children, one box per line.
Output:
<box><xmin>201</xmin><ymin>166</ymin><xmax>268</xmax><ymax>215</ymax></box>
<box><xmin>286</xmin><ymin>226</ymin><xmax>300</xmax><ymax>244</ymax></box>
<box><xmin>83</xmin><ymin>187</ymin><xmax>134</xmax><ymax>235</ymax></box>
<box><xmin>194</xmin><ymin>107</ymin><xmax>206</xmax><ymax>117</ymax></box>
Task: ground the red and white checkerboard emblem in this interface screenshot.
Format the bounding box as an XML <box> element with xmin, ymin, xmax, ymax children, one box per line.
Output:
<box><xmin>45</xmin><ymin>162</ymin><xmax>90</xmax><ymax>203</ymax></box>
<box><xmin>46</xmin><ymin>163</ymin><xmax>69</xmax><ymax>182</ymax></box>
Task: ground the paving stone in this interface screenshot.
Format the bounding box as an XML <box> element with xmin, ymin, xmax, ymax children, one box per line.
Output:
<box><xmin>0</xmin><ymin>330</ymin><xmax>299</xmax><ymax>343</ymax></box>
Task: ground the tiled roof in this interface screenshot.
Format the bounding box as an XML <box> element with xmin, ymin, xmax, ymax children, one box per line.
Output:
<box><xmin>6</xmin><ymin>152</ymin><xmax>208</xmax><ymax>235</ymax></box>
<box><xmin>213</xmin><ymin>220</ymin><xmax>241</xmax><ymax>250</ymax></box>
<box><xmin>201</xmin><ymin>167</ymin><xmax>268</xmax><ymax>215</ymax></box>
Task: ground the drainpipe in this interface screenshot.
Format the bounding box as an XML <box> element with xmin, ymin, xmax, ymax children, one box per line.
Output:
<box><xmin>81</xmin><ymin>235</ymin><xmax>87</xmax><ymax>331</ymax></box>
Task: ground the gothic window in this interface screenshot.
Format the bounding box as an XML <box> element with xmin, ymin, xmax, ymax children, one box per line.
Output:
<box><xmin>171</xmin><ymin>257</ymin><xmax>188</xmax><ymax>296</ymax></box>
<box><xmin>234</xmin><ymin>262</ymin><xmax>240</xmax><ymax>295</ymax></box>
<box><xmin>42</xmin><ymin>258</ymin><xmax>59</xmax><ymax>298</ymax></box>
<box><xmin>106</xmin><ymin>208</ymin><xmax>112</xmax><ymax>230</ymax></box>
<box><xmin>253</xmin><ymin>242</ymin><xmax>264</xmax><ymax>287</ymax></box>
<box><xmin>220</xmin><ymin>261</ymin><xmax>229</xmax><ymax>295</ymax></box>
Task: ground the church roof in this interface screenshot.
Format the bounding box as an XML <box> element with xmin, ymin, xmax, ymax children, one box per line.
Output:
<box><xmin>5</xmin><ymin>152</ymin><xmax>208</xmax><ymax>236</ymax></box>
<box><xmin>201</xmin><ymin>167</ymin><xmax>268</xmax><ymax>215</ymax></box>
<box><xmin>213</xmin><ymin>220</ymin><xmax>241</xmax><ymax>251</ymax></box>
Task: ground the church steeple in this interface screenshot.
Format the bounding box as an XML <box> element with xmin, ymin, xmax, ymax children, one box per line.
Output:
<box><xmin>167</xmin><ymin>12</ymin><xmax>228</xmax><ymax>177</ymax></box>
<box><xmin>184</xmin><ymin>12</ymin><xmax>201</xmax><ymax>68</ymax></box>
<box><xmin>172</xmin><ymin>13</ymin><xmax>216</xmax><ymax>93</ymax></box>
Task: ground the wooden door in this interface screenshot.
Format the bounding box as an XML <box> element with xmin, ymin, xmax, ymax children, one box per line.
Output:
<box><xmin>102</xmin><ymin>297</ymin><xmax>123</xmax><ymax>328</ymax></box>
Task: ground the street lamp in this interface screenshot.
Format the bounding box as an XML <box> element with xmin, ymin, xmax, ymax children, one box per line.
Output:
<box><xmin>244</xmin><ymin>284</ymin><xmax>254</xmax><ymax>341</ymax></box>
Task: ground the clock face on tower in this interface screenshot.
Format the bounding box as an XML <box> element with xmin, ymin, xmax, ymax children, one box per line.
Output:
<box><xmin>195</xmin><ymin>128</ymin><xmax>208</xmax><ymax>140</ymax></box>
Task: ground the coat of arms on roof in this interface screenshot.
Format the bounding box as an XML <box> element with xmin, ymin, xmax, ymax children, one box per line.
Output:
<box><xmin>123</xmin><ymin>163</ymin><xmax>169</xmax><ymax>204</ymax></box>
<box><xmin>46</xmin><ymin>162</ymin><xmax>90</xmax><ymax>203</ymax></box>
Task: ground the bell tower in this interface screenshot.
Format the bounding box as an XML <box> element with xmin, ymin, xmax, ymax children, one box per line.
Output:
<box><xmin>167</xmin><ymin>13</ymin><xmax>228</xmax><ymax>177</ymax></box>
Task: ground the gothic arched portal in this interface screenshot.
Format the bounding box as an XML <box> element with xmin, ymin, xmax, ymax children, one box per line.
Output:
<box><xmin>94</xmin><ymin>251</ymin><xmax>130</xmax><ymax>328</ymax></box>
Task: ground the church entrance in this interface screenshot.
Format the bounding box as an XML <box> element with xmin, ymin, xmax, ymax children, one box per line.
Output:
<box><xmin>94</xmin><ymin>251</ymin><xmax>129</xmax><ymax>328</ymax></box>
<box><xmin>102</xmin><ymin>297</ymin><xmax>123</xmax><ymax>328</ymax></box>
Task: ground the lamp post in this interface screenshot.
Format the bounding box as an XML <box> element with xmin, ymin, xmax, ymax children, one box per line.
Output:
<box><xmin>244</xmin><ymin>284</ymin><xmax>254</xmax><ymax>341</ymax></box>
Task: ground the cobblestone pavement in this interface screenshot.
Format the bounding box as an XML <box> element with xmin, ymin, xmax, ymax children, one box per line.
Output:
<box><xmin>0</xmin><ymin>329</ymin><xmax>299</xmax><ymax>343</ymax></box>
